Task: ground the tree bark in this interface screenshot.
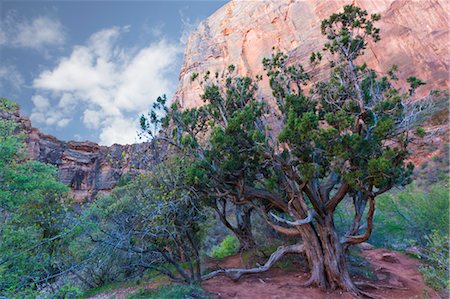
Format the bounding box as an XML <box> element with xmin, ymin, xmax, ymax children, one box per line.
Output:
<box><xmin>314</xmin><ymin>215</ymin><xmax>359</xmax><ymax>293</ymax></box>
<box><xmin>235</xmin><ymin>205</ymin><xmax>256</xmax><ymax>251</ymax></box>
<box><xmin>214</xmin><ymin>200</ymin><xmax>256</xmax><ymax>251</ymax></box>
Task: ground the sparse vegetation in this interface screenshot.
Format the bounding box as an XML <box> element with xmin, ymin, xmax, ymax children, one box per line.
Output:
<box><xmin>211</xmin><ymin>235</ymin><xmax>240</xmax><ymax>259</ymax></box>
<box><xmin>129</xmin><ymin>284</ymin><xmax>209</xmax><ymax>299</ymax></box>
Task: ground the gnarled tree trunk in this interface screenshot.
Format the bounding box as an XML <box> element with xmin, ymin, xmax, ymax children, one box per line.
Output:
<box><xmin>214</xmin><ymin>199</ymin><xmax>256</xmax><ymax>251</ymax></box>
<box><xmin>235</xmin><ymin>205</ymin><xmax>256</xmax><ymax>251</ymax></box>
<box><xmin>315</xmin><ymin>216</ymin><xmax>357</xmax><ymax>292</ymax></box>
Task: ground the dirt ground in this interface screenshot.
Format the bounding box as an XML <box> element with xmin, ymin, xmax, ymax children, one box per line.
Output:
<box><xmin>88</xmin><ymin>246</ymin><xmax>441</xmax><ymax>299</ymax></box>
<box><xmin>202</xmin><ymin>247</ymin><xmax>441</xmax><ymax>299</ymax></box>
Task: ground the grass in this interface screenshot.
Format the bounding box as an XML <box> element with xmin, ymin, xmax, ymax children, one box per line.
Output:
<box><xmin>80</xmin><ymin>281</ymin><xmax>133</xmax><ymax>298</ymax></box>
<box><xmin>128</xmin><ymin>284</ymin><xmax>210</xmax><ymax>299</ymax></box>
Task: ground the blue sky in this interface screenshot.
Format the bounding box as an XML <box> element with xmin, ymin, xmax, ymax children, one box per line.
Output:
<box><xmin>0</xmin><ymin>1</ymin><xmax>226</xmax><ymax>145</ymax></box>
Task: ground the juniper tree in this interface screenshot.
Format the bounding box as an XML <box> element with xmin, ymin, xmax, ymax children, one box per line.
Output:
<box><xmin>141</xmin><ymin>5</ymin><xmax>427</xmax><ymax>296</ymax></box>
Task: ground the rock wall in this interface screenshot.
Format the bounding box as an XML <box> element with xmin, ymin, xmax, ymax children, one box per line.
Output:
<box><xmin>2</xmin><ymin>108</ymin><xmax>162</xmax><ymax>201</ymax></box>
<box><xmin>175</xmin><ymin>0</ymin><xmax>449</xmax><ymax>109</ymax></box>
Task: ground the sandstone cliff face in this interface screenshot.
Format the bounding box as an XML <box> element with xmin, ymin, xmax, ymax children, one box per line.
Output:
<box><xmin>175</xmin><ymin>0</ymin><xmax>449</xmax><ymax>109</ymax></box>
<box><xmin>2</xmin><ymin>108</ymin><xmax>161</xmax><ymax>201</ymax></box>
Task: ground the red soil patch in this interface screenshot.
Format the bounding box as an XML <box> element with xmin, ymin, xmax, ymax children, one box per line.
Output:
<box><xmin>202</xmin><ymin>248</ymin><xmax>441</xmax><ymax>299</ymax></box>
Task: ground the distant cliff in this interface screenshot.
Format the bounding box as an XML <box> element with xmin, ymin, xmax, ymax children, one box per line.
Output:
<box><xmin>1</xmin><ymin>108</ymin><xmax>162</xmax><ymax>201</ymax></box>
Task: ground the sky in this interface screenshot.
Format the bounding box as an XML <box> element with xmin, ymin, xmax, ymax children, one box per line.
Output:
<box><xmin>0</xmin><ymin>0</ymin><xmax>226</xmax><ymax>145</ymax></box>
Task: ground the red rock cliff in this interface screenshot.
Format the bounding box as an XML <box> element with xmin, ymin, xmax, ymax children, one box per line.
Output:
<box><xmin>1</xmin><ymin>108</ymin><xmax>162</xmax><ymax>201</ymax></box>
<box><xmin>175</xmin><ymin>0</ymin><xmax>449</xmax><ymax>109</ymax></box>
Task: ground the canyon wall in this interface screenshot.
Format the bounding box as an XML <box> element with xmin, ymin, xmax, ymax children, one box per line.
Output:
<box><xmin>175</xmin><ymin>0</ymin><xmax>449</xmax><ymax>110</ymax></box>
<box><xmin>2</xmin><ymin>108</ymin><xmax>162</xmax><ymax>201</ymax></box>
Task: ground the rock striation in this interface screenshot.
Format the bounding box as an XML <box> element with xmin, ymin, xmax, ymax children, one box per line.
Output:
<box><xmin>175</xmin><ymin>0</ymin><xmax>449</xmax><ymax>109</ymax></box>
<box><xmin>2</xmin><ymin>108</ymin><xmax>162</xmax><ymax>201</ymax></box>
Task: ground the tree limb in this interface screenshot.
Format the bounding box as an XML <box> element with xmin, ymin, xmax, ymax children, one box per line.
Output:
<box><xmin>202</xmin><ymin>244</ymin><xmax>304</xmax><ymax>281</ymax></box>
<box><xmin>269</xmin><ymin>210</ymin><xmax>314</xmax><ymax>226</ymax></box>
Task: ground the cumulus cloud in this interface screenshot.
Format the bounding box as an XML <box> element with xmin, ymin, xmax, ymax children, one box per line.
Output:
<box><xmin>30</xmin><ymin>94</ymin><xmax>72</xmax><ymax>128</ymax></box>
<box><xmin>31</xmin><ymin>26</ymin><xmax>182</xmax><ymax>145</ymax></box>
<box><xmin>0</xmin><ymin>13</ymin><xmax>65</xmax><ymax>50</ymax></box>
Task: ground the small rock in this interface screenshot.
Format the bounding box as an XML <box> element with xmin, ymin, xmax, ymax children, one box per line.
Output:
<box><xmin>381</xmin><ymin>253</ymin><xmax>400</xmax><ymax>263</ymax></box>
<box><xmin>405</xmin><ymin>246</ymin><xmax>421</xmax><ymax>256</ymax></box>
<box><xmin>358</xmin><ymin>242</ymin><xmax>375</xmax><ymax>250</ymax></box>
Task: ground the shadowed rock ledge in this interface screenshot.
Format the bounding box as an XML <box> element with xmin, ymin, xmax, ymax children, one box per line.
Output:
<box><xmin>2</xmin><ymin>108</ymin><xmax>163</xmax><ymax>201</ymax></box>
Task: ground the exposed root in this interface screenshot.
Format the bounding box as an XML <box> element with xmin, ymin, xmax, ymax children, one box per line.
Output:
<box><xmin>359</xmin><ymin>290</ymin><xmax>388</xmax><ymax>299</ymax></box>
<box><xmin>202</xmin><ymin>244</ymin><xmax>304</xmax><ymax>281</ymax></box>
<box><xmin>355</xmin><ymin>281</ymin><xmax>408</xmax><ymax>290</ymax></box>
<box><xmin>301</xmin><ymin>275</ymin><xmax>317</xmax><ymax>288</ymax></box>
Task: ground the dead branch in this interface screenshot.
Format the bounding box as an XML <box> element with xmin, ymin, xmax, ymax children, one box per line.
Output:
<box><xmin>269</xmin><ymin>210</ymin><xmax>314</xmax><ymax>226</ymax></box>
<box><xmin>202</xmin><ymin>244</ymin><xmax>304</xmax><ymax>281</ymax></box>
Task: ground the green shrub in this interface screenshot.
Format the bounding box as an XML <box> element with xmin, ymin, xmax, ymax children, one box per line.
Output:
<box><xmin>415</xmin><ymin>126</ymin><xmax>426</xmax><ymax>138</ymax></box>
<box><xmin>53</xmin><ymin>283</ymin><xmax>81</xmax><ymax>299</ymax></box>
<box><xmin>211</xmin><ymin>235</ymin><xmax>239</xmax><ymax>259</ymax></box>
<box><xmin>129</xmin><ymin>284</ymin><xmax>209</xmax><ymax>299</ymax></box>
<box><xmin>371</xmin><ymin>183</ymin><xmax>449</xmax><ymax>248</ymax></box>
<box><xmin>0</xmin><ymin>97</ymin><xmax>19</xmax><ymax>112</ymax></box>
<box><xmin>418</xmin><ymin>230</ymin><xmax>449</xmax><ymax>293</ymax></box>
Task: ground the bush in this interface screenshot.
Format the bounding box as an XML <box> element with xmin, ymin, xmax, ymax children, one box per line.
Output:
<box><xmin>415</xmin><ymin>126</ymin><xmax>426</xmax><ymax>137</ymax></box>
<box><xmin>0</xmin><ymin>97</ymin><xmax>19</xmax><ymax>112</ymax></box>
<box><xmin>211</xmin><ymin>235</ymin><xmax>239</xmax><ymax>259</ymax></box>
<box><xmin>53</xmin><ymin>282</ymin><xmax>81</xmax><ymax>299</ymax></box>
<box><xmin>371</xmin><ymin>183</ymin><xmax>449</xmax><ymax>248</ymax></box>
<box><xmin>418</xmin><ymin>230</ymin><xmax>449</xmax><ymax>293</ymax></box>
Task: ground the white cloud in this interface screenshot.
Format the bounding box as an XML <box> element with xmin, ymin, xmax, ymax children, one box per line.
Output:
<box><xmin>0</xmin><ymin>64</ymin><xmax>24</xmax><ymax>91</ymax></box>
<box><xmin>30</xmin><ymin>94</ymin><xmax>73</xmax><ymax>128</ymax></box>
<box><xmin>0</xmin><ymin>13</ymin><xmax>65</xmax><ymax>50</ymax></box>
<box><xmin>83</xmin><ymin>109</ymin><xmax>101</xmax><ymax>129</ymax></box>
<box><xmin>31</xmin><ymin>94</ymin><xmax>49</xmax><ymax>110</ymax></box>
<box><xmin>31</xmin><ymin>26</ymin><xmax>182</xmax><ymax>145</ymax></box>
<box><xmin>99</xmin><ymin>116</ymin><xmax>140</xmax><ymax>146</ymax></box>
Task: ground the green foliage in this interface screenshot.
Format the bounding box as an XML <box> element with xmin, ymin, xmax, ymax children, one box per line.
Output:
<box><xmin>72</xmin><ymin>157</ymin><xmax>208</xmax><ymax>288</ymax></box>
<box><xmin>53</xmin><ymin>282</ymin><xmax>82</xmax><ymax>299</ymax></box>
<box><xmin>0</xmin><ymin>97</ymin><xmax>19</xmax><ymax>112</ymax></box>
<box><xmin>407</xmin><ymin>76</ymin><xmax>426</xmax><ymax>95</ymax></box>
<box><xmin>373</xmin><ymin>183</ymin><xmax>449</xmax><ymax>247</ymax></box>
<box><xmin>129</xmin><ymin>284</ymin><xmax>209</xmax><ymax>299</ymax></box>
<box><xmin>415</xmin><ymin>126</ymin><xmax>426</xmax><ymax>138</ymax></box>
<box><xmin>211</xmin><ymin>235</ymin><xmax>239</xmax><ymax>259</ymax></box>
<box><xmin>418</xmin><ymin>230</ymin><xmax>449</xmax><ymax>293</ymax></box>
<box><xmin>0</xmin><ymin>102</ymin><xmax>72</xmax><ymax>297</ymax></box>
<box><xmin>321</xmin><ymin>5</ymin><xmax>380</xmax><ymax>59</ymax></box>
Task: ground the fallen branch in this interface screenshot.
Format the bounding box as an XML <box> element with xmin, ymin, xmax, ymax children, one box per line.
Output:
<box><xmin>202</xmin><ymin>243</ymin><xmax>304</xmax><ymax>281</ymax></box>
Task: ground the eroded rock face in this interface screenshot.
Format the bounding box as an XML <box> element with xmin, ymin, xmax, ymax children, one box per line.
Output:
<box><xmin>2</xmin><ymin>108</ymin><xmax>162</xmax><ymax>201</ymax></box>
<box><xmin>175</xmin><ymin>0</ymin><xmax>449</xmax><ymax>109</ymax></box>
